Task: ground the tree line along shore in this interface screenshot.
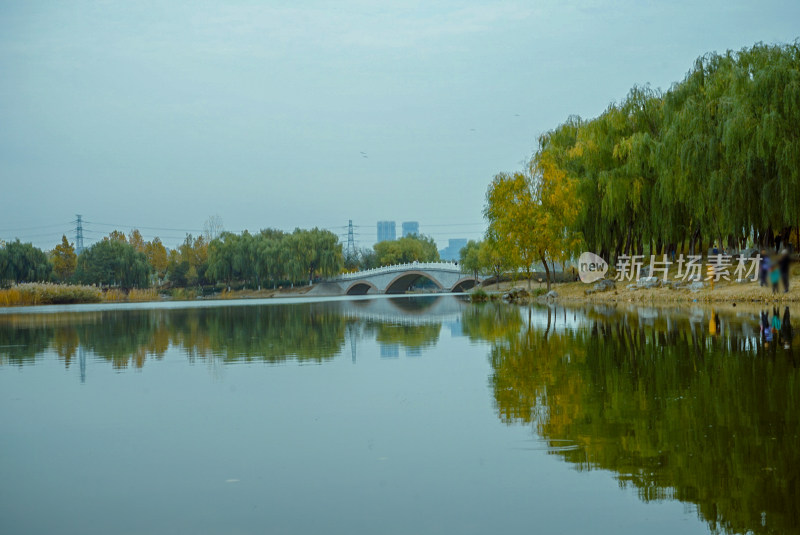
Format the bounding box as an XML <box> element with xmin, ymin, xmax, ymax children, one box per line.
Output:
<box><xmin>470</xmin><ymin>41</ymin><xmax>799</xmax><ymax>291</ymax></box>
<box><xmin>0</xmin><ymin>227</ymin><xmax>444</xmax><ymax>305</ymax></box>
<box><xmin>3</xmin><ymin>41</ymin><xmax>798</xmax><ymax>306</ymax></box>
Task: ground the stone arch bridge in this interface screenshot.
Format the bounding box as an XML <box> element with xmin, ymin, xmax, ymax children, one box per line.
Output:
<box><xmin>312</xmin><ymin>262</ymin><xmax>481</xmax><ymax>296</ymax></box>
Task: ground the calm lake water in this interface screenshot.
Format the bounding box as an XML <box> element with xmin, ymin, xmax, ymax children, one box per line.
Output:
<box><xmin>1</xmin><ymin>295</ymin><xmax>798</xmax><ymax>535</ymax></box>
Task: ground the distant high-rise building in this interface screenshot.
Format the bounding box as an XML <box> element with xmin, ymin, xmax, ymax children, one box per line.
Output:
<box><xmin>377</xmin><ymin>221</ymin><xmax>396</xmax><ymax>242</ymax></box>
<box><xmin>438</xmin><ymin>238</ymin><xmax>468</xmax><ymax>261</ymax></box>
<box><xmin>401</xmin><ymin>221</ymin><xmax>419</xmax><ymax>237</ymax></box>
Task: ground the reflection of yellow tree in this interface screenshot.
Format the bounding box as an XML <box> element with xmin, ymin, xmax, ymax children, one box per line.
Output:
<box><xmin>480</xmin><ymin>308</ymin><xmax>800</xmax><ymax>535</ymax></box>
<box><xmin>53</xmin><ymin>326</ymin><xmax>80</xmax><ymax>367</ymax></box>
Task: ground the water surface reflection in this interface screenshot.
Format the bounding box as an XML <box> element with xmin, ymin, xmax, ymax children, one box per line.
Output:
<box><xmin>0</xmin><ymin>296</ymin><xmax>466</xmax><ymax>372</ymax></box>
<box><xmin>1</xmin><ymin>298</ymin><xmax>798</xmax><ymax>534</ymax></box>
<box><xmin>468</xmin><ymin>302</ymin><xmax>799</xmax><ymax>535</ymax></box>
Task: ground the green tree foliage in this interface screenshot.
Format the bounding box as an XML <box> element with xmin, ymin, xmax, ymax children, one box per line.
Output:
<box><xmin>75</xmin><ymin>236</ymin><xmax>151</xmax><ymax>289</ymax></box>
<box><xmin>0</xmin><ymin>239</ymin><xmax>53</xmax><ymax>284</ymax></box>
<box><xmin>459</xmin><ymin>239</ymin><xmax>482</xmax><ymax>279</ymax></box>
<box><xmin>167</xmin><ymin>234</ymin><xmax>209</xmax><ymax>287</ymax></box>
<box><xmin>204</xmin><ymin>227</ymin><xmax>343</xmax><ymax>289</ymax></box>
<box><xmin>478</xmin><ymin>236</ymin><xmax>511</xmax><ymax>288</ymax></box>
<box><xmin>358</xmin><ymin>247</ymin><xmax>380</xmax><ymax>270</ymax></box>
<box><xmin>50</xmin><ymin>235</ymin><xmax>77</xmax><ymax>282</ymax></box>
<box><xmin>373</xmin><ymin>234</ymin><xmax>440</xmax><ymax>266</ymax></box>
<box><xmin>207</xmin><ymin>232</ymin><xmax>240</xmax><ymax>288</ymax></box>
<box><xmin>287</xmin><ymin>228</ymin><xmax>343</xmax><ymax>286</ymax></box>
<box><xmin>255</xmin><ymin>229</ymin><xmax>286</xmax><ymax>289</ymax></box>
<box><xmin>491</xmin><ymin>42</ymin><xmax>800</xmax><ymax>266</ymax></box>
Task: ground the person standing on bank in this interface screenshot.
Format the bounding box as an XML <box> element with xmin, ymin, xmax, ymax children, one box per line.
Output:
<box><xmin>777</xmin><ymin>249</ymin><xmax>791</xmax><ymax>293</ymax></box>
<box><xmin>770</xmin><ymin>263</ymin><xmax>781</xmax><ymax>294</ymax></box>
<box><xmin>760</xmin><ymin>251</ymin><xmax>771</xmax><ymax>287</ymax></box>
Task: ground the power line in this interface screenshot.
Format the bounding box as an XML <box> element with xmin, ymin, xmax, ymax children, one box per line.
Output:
<box><xmin>0</xmin><ymin>231</ymin><xmax>69</xmax><ymax>240</ymax></box>
<box><xmin>0</xmin><ymin>222</ymin><xmax>72</xmax><ymax>232</ymax></box>
<box><xmin>85</xmin><ymin>221</ymin><xmax>204</xmax><ymax>233</ymax></box>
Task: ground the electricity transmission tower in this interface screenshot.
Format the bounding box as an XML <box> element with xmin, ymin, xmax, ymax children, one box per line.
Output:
<box><xmin>346</xmin><ymin>219</ymin><xmax>357</xmax><ymax>259</ymax></box>
<box><xmin>74</xmin><ymin>214</ymin><xmax>85</xmax><ymax>255</ymax></box>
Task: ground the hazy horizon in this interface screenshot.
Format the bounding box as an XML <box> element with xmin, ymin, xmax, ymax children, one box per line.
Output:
<box><xmin>2</xmin><ymin>1</ymin><xmax>798</xmax><ymax>251</ymax></box>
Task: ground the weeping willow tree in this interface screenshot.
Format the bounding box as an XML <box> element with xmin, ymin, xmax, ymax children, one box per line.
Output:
<box><xmin>499</xmin><ymin>41</ymin><xmax>800</xmax><ymax>263</ymax></box>
<box><xmin>722</xmin><ymin>43</ymin><xmax>800</xmax><ymax>247</ymax></box>
<box><xmin>658</xmin><ymin>42</ymin><xmax>800</xmax><ymax>252</ymax></box>
<box><xmin>535</xmin><ymin>86</ymin><xmax>663</xmax><ymax>264</ymax></box>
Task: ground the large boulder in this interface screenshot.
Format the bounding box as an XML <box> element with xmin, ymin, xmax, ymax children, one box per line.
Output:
<box><xmin>637</xmin><ymin>276</ymin><xmax>659</xmax><ymax>289</ymax></box>
<box><xmin>594</xmin><ymin>279</ymin><xmax>616</xmax><ymax>292</ymax></box>
<box><xmin>688</xmin><ymin>281</ymin><xmax>706</xmax><ymax>292</ymax></box>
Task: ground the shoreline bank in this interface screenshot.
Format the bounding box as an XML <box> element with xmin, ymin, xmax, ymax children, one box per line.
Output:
<box><xmin>480</xmin><ymin>272</ymin><xmax>800</xmax><ymax>308</ymax></box>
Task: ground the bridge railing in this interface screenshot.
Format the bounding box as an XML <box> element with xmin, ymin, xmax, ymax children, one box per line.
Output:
<box><xmin>331</xmin><ymin>261</ymin><xmax>463</xmax><ymax>281</ymax></box>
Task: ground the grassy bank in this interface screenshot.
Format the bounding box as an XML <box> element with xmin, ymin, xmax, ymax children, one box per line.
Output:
<box><xmin>481</xmin><ymin>268</ymin><xmax>800</xmax><ymax>305</ymax></box>
<box><xmin>0</xmin><ymin>283</ymin><xmax>315</xmax><ymax>307</ymax></box>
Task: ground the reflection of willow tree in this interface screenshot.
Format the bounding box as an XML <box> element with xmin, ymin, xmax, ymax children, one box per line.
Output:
<box><xmin>77</xmin><ymin>311</ymin><xmax>170</xmax><ymax>369</ymax></box>
<box><xmin>0</xmin><ymin>312</ymin><xmax>172</xmax><ymax>369</ymax></box>
<box><xmin>461</xmin><ymin>302</ymin><xmax>524</xmax><ymax>343</ymax></box>
<box><xmin>0</xmin><ymin>304</ymin><xmax>347</xmax><ymax>368</ymax></box>
<box><xmin>373</xmin><ymin>322</ymin><xmax>441</xmax><ymax>350</ymax></box>
<box><xmin>173</xmin><ymin>305</ymin><xmax>346</xmax><ymax>363</ymax></box>
<box><xmin>0</xmin><ymin>316</ymin><xmax>53</xmax><ymax>366</ymax></box>
<box><xmin>481</xmin><ymin>307</ymin><xmax>799</xmax><ymax>535</ymax></box>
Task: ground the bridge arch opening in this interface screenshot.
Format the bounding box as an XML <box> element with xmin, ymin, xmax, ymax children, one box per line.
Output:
<box><xmin>385</xmin><ymin>271</ymin><xmax>444</xmax><ymax>294</ymax></box>
<box><xmin>346</xmin><ymin>281</ymin><xmax>378</xmax><ymax>295</ymax></box>
<box><xmin>450</xmin><ymin>278</ymin><xmax>479</xmax><ymax>292</ymax></box>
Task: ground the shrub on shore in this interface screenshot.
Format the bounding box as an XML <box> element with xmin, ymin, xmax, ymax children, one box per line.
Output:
<box><xmin>0</xmin><ymin>283</ymin><xmax>103</xmax><ymax>306</ymax></box>
<box><xmin>168</xmin><ymin>288</ymin><xmax>198</xmax><ymax>301</ymax></box>
<box><xmin>470</xmin><ymin>288</ymin><xmax>489</xmax><ymax>302</ymax></box>
<box><xmin>127</xmin><ymin>288</ymin><xmax>159</xmax><ymax>302</ymax></box>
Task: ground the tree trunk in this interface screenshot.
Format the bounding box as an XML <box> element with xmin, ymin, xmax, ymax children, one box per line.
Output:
<box><xmin>541</xmin><ymin>254</ymin><xmax>551</xmax><ymax>292</ymax></box>
<box><xmin>796</xmin><ymin>221</ymin><xmax>799</xmax><ymax>251</ymax></box>
<box><xmin>689</xmin><ymin>226</ymin><xmax>701</xmax><ymax>256</ymax></box>
<box><xmin>544</xmin><ymin>307</ymin><xmax>552</xmax><ymax>340</ymax></box>
<box><xmin>614</xmin><ymin>230</ymin><xmax>625</xmax><ymax>266</ymax></box>
<box><xmin>624</xmin><ymin>226</ymin><xmax>632</xmax><ymax>256</ymax></box>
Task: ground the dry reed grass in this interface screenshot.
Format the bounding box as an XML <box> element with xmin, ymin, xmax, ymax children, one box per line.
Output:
<box><xmin>0</xmin><ymin>283</ymin><xmax>102</xmax><ymax>306</ymax></box>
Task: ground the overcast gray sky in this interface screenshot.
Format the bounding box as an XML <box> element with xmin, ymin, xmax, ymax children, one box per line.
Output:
<box><xmin>1</xmin><ymin>0</ymin><xmax>798</xmax><ymax>250</ymax></box>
